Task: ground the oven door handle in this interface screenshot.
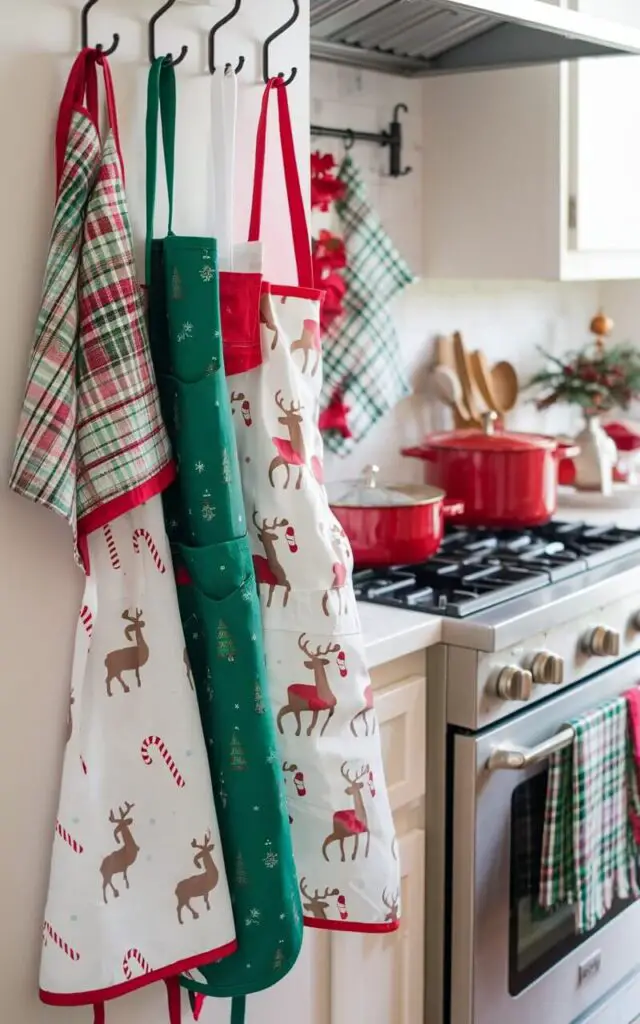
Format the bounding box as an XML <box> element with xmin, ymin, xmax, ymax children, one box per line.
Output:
<box><xmin>486</xmin><ymin>726</ymin><xmax>575</xmax><ymax>771</ymax></box>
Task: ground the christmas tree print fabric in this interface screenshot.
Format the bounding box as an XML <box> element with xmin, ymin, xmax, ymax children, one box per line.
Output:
<box><xmin>145</xmin><ymin>58</ymin><xmax>302</xmax><ymax>1010</ymax></box>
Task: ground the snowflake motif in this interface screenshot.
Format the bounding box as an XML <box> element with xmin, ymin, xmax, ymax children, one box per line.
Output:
<box><xmin>177</xmin><ymin>321</ymin><xmax>194</xmax><ymax>344</ymax></box>
<box><xmin>205</xmin><ymin>359</ymin><xmax>218</xmax><ymax>376</ymax></box>
<box><xmin>195</xmin><ymin>461</ymin><xmax>205</xmax><ymax>474</ymax></box>
<box><xmin>200</xmin><ymin>264</ymin><xmax>215</xmax><ymax>283</ymax></box>
<box><xmin>202</xmin><ymin>503</ymin><xmax>216</xmax><ymax>522</ymax></box>
<box><xmin>192</xmin><ymin>631</ymin><xmax>199</xmax><ymax>640</ymax></box>
<box><xmin>279</xmin><ymin>913</ymin><xmax>286</xmax><ymax>921</ymax></box>
<box><xmin>245</xmin><ymin>908</ymin><xmax>261</xmax><ymax>927</ymax></box>
<box><xmin>241</xmin><ymin>587</ymin><xmax>253</xmax><ymax>602</ymax></box>
<box><xmin>266</xmin><ymin>749</ymin><xmax>279</xmax><ymax>766</ymax></box>
<box><xmin>219</xmin><ymin>787</ymin><xmax>228</xmax><ymax>809</ymax></box>
<box><xmin>169</xmin><ymin>519</ymin><xmax>178</xmax><ymax>530</ymax></box>
<box><xmin>214</xmin><ymin>329</ymin><xmax>221</xmax><ymax>340</ymax></box>
<box><xmin>234</xmin><ymin>703</ymin><xmax>240</xmax><ymax>710</ymax></box>
<box><xmin>264</xmin><ymin>850</ymin><xmax>279</xmax><ymax>870</ymax></box>
<box><xmin>253</xmin><ymin>805</ymin><xmax>260</xmax><ymax>812</ymax></box>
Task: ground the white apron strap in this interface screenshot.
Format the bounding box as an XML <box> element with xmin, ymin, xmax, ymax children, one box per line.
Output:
<box><xmin>210</xmin><ymin>67</ymin><xmax>238</xmax><ymax>271</ymax></box>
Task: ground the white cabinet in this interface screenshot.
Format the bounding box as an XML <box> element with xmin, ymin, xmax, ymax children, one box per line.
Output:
<box><xmin>423</xmin><ymin>0</ymin><xmax>640</xmax><ymax>280</ymax></box>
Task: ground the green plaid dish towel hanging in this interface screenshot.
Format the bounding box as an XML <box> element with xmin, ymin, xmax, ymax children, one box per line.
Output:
<box><xmin>320</xmin><ymin>156</ymin><xmax>415</xmax><ymax>456</ymax></box>
<box><xmin>539</xmin><ymin>698</ymin><xmax>639</xmax><ymax>933</ymax></box>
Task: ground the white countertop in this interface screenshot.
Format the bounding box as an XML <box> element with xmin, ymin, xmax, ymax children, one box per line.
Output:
<box><xmin>360</xmin><ymin>500</ymin><xmax>640</xmax><ymax>669</ymax></box>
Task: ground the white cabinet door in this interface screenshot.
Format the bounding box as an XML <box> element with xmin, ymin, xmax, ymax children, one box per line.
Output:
<box><xmin>572</xmin><ymin>0</ymin><xmax>640</xmax><ymax>254</ymax></box>
<box><xmin>329</xmin><ymin>829</ymin><xmax>425</xmax><ymax>1024</ymax></box>
<box><xmin>376</xmin><ymin>675</ymin><xmax>426</xmax><ymax>811</ymax></box>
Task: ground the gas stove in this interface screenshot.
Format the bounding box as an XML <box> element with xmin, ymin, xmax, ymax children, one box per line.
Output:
<box><xmin>353</xmin><ymin>520</ymin><xmax>640</xmax><ymax>619</ymax></box>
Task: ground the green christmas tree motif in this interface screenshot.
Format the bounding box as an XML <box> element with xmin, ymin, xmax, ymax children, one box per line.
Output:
<box><xmin>230</xmin><ymin>732</ymin><xmax>247</xmax><ymax>772</ymax></box>
<box><xmin>273</xmin><ymin>947</ymin><xmax>285</xmax><ymax>972</ymax></box>
<box><xmin>202</xmin><ymin>489</ymin><xmax>216</xmax><ymax>523</ymax></box>
<box><xmin>254</xmin><ymin>681</ymin><xmax>266</xmax><ymax>715</ymax></box>
<box><xmin>217</xmin><ymin>620</ymin><xmax>236</xmax><ymax>662</ymax></box>
<box><xmin>235</xmin><ymin>851</ymin><xmax>248</xmax><ymax>887</ymax></box>
<box><xmin>172</xmin><ymin>266</ymin><xmax>183</xmax><ymax>300</ymax></box>
<box><xmin>222</xmin><ymin>447</ymin><xmax>233</xmax><ymax>486</ymax></box>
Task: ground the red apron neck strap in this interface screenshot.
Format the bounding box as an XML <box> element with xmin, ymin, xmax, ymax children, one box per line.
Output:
<box><xmin>249</xmin><ymin>78</ymin><xmax>313</xmax><ymax>289</ymax></box>
<box><xmin>99</xmin><ymin>54</ymin><xmax>126</xmax><ymax>186</ymax></box>
<box><xmin>166</xmin><ymin>976</ymin><xmax>182</xmax><ymax>1024</ymax></box>
<box><xmin>93</xmin><ymin>1003</ymin><xmax>105</xmax><ymax>1024</ymax></box>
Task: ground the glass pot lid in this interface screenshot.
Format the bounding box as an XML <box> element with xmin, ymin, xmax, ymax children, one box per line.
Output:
<box><xmin>328</xmin><ymin>464</ymin><xmax>446</xmax><ymax>508</ymax></box>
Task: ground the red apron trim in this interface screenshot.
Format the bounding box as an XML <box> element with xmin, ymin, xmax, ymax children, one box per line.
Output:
<box><xmin>165</xmin><ymin>976</ymin><xmax>182</xmax><ymax>1024</ymax></box>
<box><xmin>220</xmin><ymin>270</ymin><xmax>263</xmax><ymax>376</ymax></box>
<box><xmin>39</xmin><ymin>938</ymin><xmax>238</xmax><ymax>1007</ymax></box>
<box><xmin>303</xmin><ymin>916</ymin><xmax>400</xmax><ymax>934</ymax></box>
<box><xmin>78</xmin><ymin>461</ymin><xmax>176</xmax><ymax>541</ymax></box>
<box><xmin>268</xmin><ymin>283</ymin><xmax>325</xmax><ymax>303</ymax></box>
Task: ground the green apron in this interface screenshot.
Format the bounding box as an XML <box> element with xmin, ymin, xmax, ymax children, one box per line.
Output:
<box><xmin>145</xmin><ymin>59</ymin><xmax>302</xmax><ymax>1022</ymax></box>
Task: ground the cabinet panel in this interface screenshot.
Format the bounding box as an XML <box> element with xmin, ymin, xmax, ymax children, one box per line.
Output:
<box><xmin>376</xmin><ymin>675</ymin><xmax>426</xmax><ymax>810</ymax></box>
<box><xmin>330</xmin><ymin>829</ymin><xmax>425</xmax><ymax>1024</ymax></box>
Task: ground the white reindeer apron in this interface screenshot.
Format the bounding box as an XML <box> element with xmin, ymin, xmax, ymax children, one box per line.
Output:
<box><xmin>9</xmin><ymin>50</ymin><xmax>235</xmax><ymax>1022</ymax></box>
<box><xmin>220</xmin><ymin>77</ymin><xmax>400</xmax><ymax>932</ymax></box>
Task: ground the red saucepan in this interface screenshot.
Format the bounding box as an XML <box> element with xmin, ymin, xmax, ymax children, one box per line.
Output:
<box><xmin>327</xmin><ymin>465</ymin><xmax>464</xmax><ymax>567</ymax></box>
<box><xmin>402</xmin><ymin>413</ymin><xmax>579</xmax><ymax>528</ymax></box>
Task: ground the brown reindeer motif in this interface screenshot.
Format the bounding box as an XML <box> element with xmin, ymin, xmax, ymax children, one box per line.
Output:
<box><xmin>269</xmin><ymin>391</ymin><xmax>323</xmax><ymax>490</ymax></box>
<box><xmin>323</xmin><ymin>763</ymin><xmax>373</xmax><ymax>863</ymax></box>
<box><xmin>383</xmin><ymin>889</ymin><xmax>400</xmax><ymax>925</ymax></box>
<box><xmin>350</xmin><ymin>685</ymin><xmax>376</xmax><ymax>737</ymax></box>
<box><xmin>175</xmin><ymin>832</ymin><xmax>219</xmax><ymax>925</ymax></box>
<box><xmin>300</xmin><ymin>877</ymin><xmax>340</xmax><ymax>921</ymax></box>
<box><xmin>100</xmin><ymin>803</ymin><xmax>139</xmax><ymax>904</ymax></box>
<box><xmin>104</xmin><ymin>609</ymin><xmax>149</xmax><ymax>697</ymax></box>
<box><xmin>278</xmin><ymin>634</ymin><xmax>342</xmax><ymax>737</ymax></box>
<box><xmin>252</xmin><ymin>511</ymin><xmax>296</xmax><ymax>608</ymax></box>
<box><xmin>184</xmin><ymin>647</ymin><xmax>194</xmax><ymax>691</ymax></box>
<box><xmin>322</xmin><ymin>524</ymin><xmax>351</xmax><ymax>617</ymax></box>
<box><xmin>260</xmin><ymin>292</ymin><xmax>279</xmax><ymax>350</ymax></box>
<box><xmin>290</xmin><ymin>319</ymin><xmax>321</xmax><ymax>376</ymax></box>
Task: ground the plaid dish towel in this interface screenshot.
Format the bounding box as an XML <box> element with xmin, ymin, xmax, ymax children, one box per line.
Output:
<box><xmin>320</xmin><ymin>156</ymin><xmax>415</xmax><ymax>456</ymax></box>
<box><xmin>624</xmin><ymin>688</ymin><xmax>640</xmax><ymax>845</ymax></box>
<box><xmin>539</xmin><ymin>698</ymin><xmax>639</xmax><ymax>933</ymax></box>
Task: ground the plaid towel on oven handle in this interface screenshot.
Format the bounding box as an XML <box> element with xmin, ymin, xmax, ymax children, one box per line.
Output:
<box><xmin>320</xmin><ymin>156</ymin><xmax>415</xmax><ymax>456</ymax></box>
<box><xmin>539</xmin><ymin>699</ymin><xmax>639</xmax><ymax>933</ymax></box>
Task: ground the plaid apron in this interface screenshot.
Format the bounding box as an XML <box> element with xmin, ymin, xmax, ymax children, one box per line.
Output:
<box><xmin>144</xmin><ymin>61</ymin><xmax>301</xmax><ymax>1023</ymax></box>
<box><xmin>539</xmin><ymin>698</ymin><xmax>639</xmax><ymax>933</ymax></box>
<box><xmin>10</xmin><ymin>51</ymin><xmax>235</xmax><ymax>1022</ymax></box>
<box><xmin>222</xmin><ymin>78</ymin><xmax>400</xmax><ymax>933</ymax></box>
<box><xmin>320</xmin><ymin>156</ymin><xmax>415</xmax><ymax>456</ymax></box>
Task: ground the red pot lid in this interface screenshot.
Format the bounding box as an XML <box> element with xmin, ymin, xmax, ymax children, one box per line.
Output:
<box><xmin>421</xmin><ymin>412</ymin><xmax>557</xmax><ymax>454</ymax></box>
<box><xmin>328</xmin><ymin>465</ymin><xmax>445</xmax><ymax>508</ymax></box>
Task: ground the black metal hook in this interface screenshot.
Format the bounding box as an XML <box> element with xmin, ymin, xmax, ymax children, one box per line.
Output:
<box><xmin>209</xmin><ymin>1</ymin><xmax>245</xmax><ymax>75</ymax></box>
<box><xmin>149</xmin><ymin>1</ymin><xmax>188</xmax><ymax>68</ymax></box>
<box><xmin>391</xmin><ymin>104</ymin><xmax>412</xmax><ymax>177</ymax></box>
<box><xmin>81</xmin><ymin>0</ymin><xmax>119</xmax><ymax>56</ymax></box>
<box><xmin>263</xmin><ymin>0</ymin><xmax>300</xmax><ymax>86</ymax></box>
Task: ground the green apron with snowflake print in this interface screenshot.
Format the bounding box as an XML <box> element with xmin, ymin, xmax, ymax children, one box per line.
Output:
<box><xmin>145</xmin><ymin>58</ymin><xmax>302</xmax><ymax>1021</ymax></box>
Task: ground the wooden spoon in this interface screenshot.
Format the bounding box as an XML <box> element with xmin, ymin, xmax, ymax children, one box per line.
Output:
<box><xmin>491</xmin><ymin>360</ymin><xmax>518</xmax><ymax>413</ymax></box>
<box><xmin>431</xmin><ymin>365</ymin><xmax>471</xmax><ymax>428</ymax></box>
<box><xmin>452</xmin><ymin>331</ymin><xmax>480</xmax><ymax>423</ymax></box>
<box><xmin>470</xmin><ymin>350</ymin><xmax>499</xmax><ymax>412</ymax></box>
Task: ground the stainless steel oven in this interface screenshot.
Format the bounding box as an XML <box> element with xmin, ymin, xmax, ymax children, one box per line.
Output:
<box><xmin>450</xmin><ymin>656</ymin><xmax>640</xmax><ymax>1024</ymax></box>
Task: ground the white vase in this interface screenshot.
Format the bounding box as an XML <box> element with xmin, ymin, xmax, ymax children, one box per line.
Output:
<box><xmin>573</xmin><ymin>413</ymin><xmax>616</xmax><ymax>495</ymax></box>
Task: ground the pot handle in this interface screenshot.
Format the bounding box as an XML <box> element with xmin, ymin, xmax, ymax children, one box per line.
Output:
<box><xmin>401</xmin><ymin>445</ymin><xmax>436</xmax><ymax>462</ymax></box>
<box><xmin>443</xmin><ymin>499</ymin><xmax>465</xmax><ymax>519</ymax></box>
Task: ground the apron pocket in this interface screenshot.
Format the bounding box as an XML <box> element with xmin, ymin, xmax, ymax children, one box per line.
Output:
<box><xmin>158</xmin><ymin>373</ymin><xmax>246</xmax><ymax>546</ymax></box>
<box><xmin>175</xmin><ymin>536</ymin><xmax>254</xmax><ymax>600</ymax></box>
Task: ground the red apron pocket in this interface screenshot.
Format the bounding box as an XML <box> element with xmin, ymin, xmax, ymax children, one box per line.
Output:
<box><xmin>220</xmin><ymin>271</ymin><xmax>263</xmax><ymax>376</ymax></box>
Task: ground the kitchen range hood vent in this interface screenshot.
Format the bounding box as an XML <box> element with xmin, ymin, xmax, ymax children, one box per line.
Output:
<box><xmin>310</xmin><ymin>0</ymin><xmax>640</xmax><ymax>76</ymax></box>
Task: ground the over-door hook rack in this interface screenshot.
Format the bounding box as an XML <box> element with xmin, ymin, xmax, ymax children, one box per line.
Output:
<box><xmin>209</xmin><ymin>0</ymin><xmax>244</xmax><ymax>75</ymax></box>
<box><xmin>81</xmin><ymin>0</ymin><xmax>119</xmax><ymax>56</ymax></box>
<box><xmin>311</xmin><ymin>104</ymin><xmax>412</xmax><ymax>179</ymax></box>
<box><xmin>263</xmin><ymin>0</ymin><xmax>300</xmax><ymax>86</ymax></box>
<box><xmin>149</xmin><ymin>0</ymin><xmax>188</xmax><ymax>67</ymax></box>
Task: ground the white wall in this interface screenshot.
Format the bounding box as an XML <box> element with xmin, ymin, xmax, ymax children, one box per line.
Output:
<box><xmin>0</xmin><ymin>3</ymin><xmax>316</xmax><ymax>1024</ymax></box>
<box><xmin>311</xmin><ymin>60</ymin><xmax>608</xmax><ymax>485</ymax></box>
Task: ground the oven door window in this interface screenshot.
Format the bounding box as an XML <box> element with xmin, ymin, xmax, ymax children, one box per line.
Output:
<box><xmin>509</xmin><ymin>769</ymin><xmax>635</xmax><ymax>995</ymax></box>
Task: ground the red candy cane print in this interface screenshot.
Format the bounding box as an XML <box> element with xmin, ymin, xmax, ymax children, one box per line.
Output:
<box><xmin>43</xmin><ymin>922</ymin><xmax>80</xmax><ymax>961</ymax></box>
<box><xmin>141</xmin><ymin>736</ymin><xmax>185</xmax><ymax>788</ymax></box>
<box><xmin>55</xmin><ymin>820</ymin><xmax>84</xmax><ymax>854</ymax></box>
<box><xmin>80</xmin><ymin>605</ymin><xmax>93</xmax><ymax>638</ymax></box>
<box><xmin>103</xmin><ymin>524</ymin><xmax>121</xmax><ymax>570</ymax></box>
<box><xmin>122</xmin><ymin>948</ymin><xmax>152</xmax><ymax>980</ymax></box>
<box><xmin>133</xmin><ymin>529</ymin><xmax>167</xmax><ymax>574</ymax></box>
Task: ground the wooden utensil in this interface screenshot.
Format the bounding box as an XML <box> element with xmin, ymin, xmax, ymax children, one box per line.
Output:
<box><xmin>431</xmin><ymin>365</ymin><xmax>471</xmax><ymax>428</ymax></box>
<box><xmin>491</xmin><ymin>360</ymin><xmax>518</xmax><ymax>412</ymax></box>
<box><xmin>470</xmin><ymin>350</ymin><xmax>499</xmax><ymax>412</ymax></box>
<box><xmin>452</xmin><ymin>331</ymin><xmax>481</xmax><ymax>424</ymax></box>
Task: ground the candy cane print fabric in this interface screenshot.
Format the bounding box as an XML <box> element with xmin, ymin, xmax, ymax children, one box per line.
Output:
<box><xmin>225</xmin><ymin>79</ymin><xmax>400</xmax><ymax>933</ymax></box>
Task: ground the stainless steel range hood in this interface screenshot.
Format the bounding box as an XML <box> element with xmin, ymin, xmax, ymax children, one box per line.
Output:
<box><xmin>310</xmin><ymin>0</ymin><xmax>640</xmax><ymax>76</ymax></box>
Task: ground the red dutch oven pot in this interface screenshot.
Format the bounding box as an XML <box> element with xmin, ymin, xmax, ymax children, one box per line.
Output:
<box><xmin>401</xmin><ymin>413</ymin><xmax>580</xmax><ymax>528</ymax></box>
<box><xmin>327</xmin><ymin>465</ymin><xmax>464</xmax><ymax>567</ymax></box>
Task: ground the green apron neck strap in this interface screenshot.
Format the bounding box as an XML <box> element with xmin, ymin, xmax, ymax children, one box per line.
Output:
<box><xmin>145</xmin><ymin>56</ymin><xmax>177</xmax><ymax>284</ymax></box>
<box><xmin>231</xmin><ymin>996</ymin><xmax>246</xmax><ymax>1024</ymax></box>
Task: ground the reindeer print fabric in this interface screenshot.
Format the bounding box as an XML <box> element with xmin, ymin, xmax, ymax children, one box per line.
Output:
<box><xmin>220</xmin><ymin>78</ymin><xmax>401</xmax><ymax>933</ymax></box>
<box><xmin>40</xmin><ymin>498</ymin><xmax>237</xmax><ymax>1005</ymax></box>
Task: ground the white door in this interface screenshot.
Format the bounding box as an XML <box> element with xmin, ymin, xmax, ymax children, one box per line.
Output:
<box><xmin>329</xmin><ymin>828</ymin><xmax>425</xmax><ymax>1024</ymax></box>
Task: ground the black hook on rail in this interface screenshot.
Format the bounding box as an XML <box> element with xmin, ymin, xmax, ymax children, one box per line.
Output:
<box><xmin>209</xmin><ymin>1</ymin><xmax>244</xmax><ymax>75</ymax></box>
<box><xmin>81</xmin><ymin>0</ymin><xmax>119</xmax><ymax>56</ymax></box>
<box><xmin>149</xmin><ymin>0</ymin><xmax>188</xmax><ymax>68</ymax></box>
<box><xmin>263</xmin><ymin>0</ymin><xmax>300</xmax><ymax>87</ymax></box>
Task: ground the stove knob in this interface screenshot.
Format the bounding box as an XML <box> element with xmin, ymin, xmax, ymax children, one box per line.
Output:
<box><xmin>530</xmin><ymin>652</ymin><xmax>565</xmax><ymax>686</ymax></box>
<box><xmin>496</xmin><ymin>666</ymin><xmax>533</xmax><ymax>702</ymax></box>
<box><xmin>583</xmin><ymin>626</ymin><xmax>621</xmax><ymax>658</ymax></box>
